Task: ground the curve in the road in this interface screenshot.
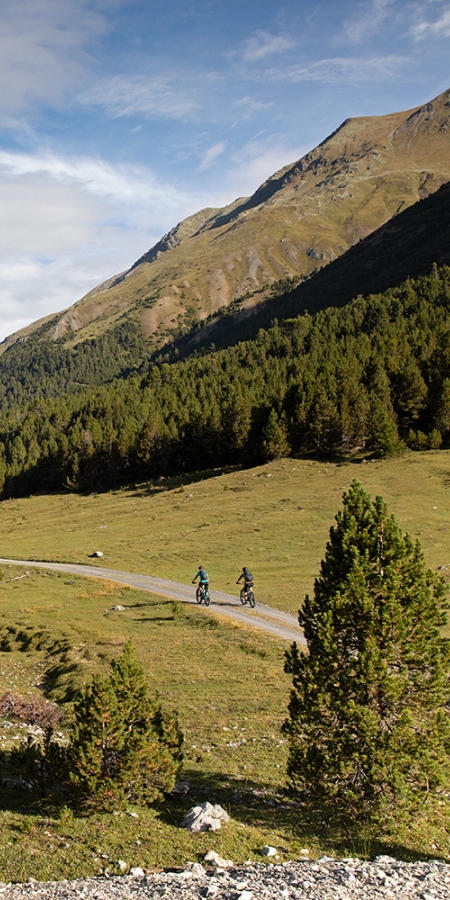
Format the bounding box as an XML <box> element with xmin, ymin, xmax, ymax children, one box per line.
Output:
<box><xmin>0</xmin><ymin>558</ymin><xmax>305</xmax><ymax>645</ymax></box>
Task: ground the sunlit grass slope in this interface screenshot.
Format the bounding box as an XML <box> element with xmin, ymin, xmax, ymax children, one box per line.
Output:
<box><xmin>1</xmin><ymin>451</ymin><xmax>450</xmax><ymax>617</ymax></box>
<box><xmin>0</xmin><ymin>566</ymin><xmax>300</xmax><ymax>878</ymax></box>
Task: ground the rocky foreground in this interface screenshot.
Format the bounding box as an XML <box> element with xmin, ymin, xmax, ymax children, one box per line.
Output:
<box><xmin>1</xmin><ymin>856</ymin><xmax>450</xmax><ymax>900</ymax></box>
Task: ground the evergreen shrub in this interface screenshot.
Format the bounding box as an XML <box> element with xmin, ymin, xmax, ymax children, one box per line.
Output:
<box><xmin>68</xmin><ymin>642</ymin><xmax>183</xmax><ymax>808</ymax></box>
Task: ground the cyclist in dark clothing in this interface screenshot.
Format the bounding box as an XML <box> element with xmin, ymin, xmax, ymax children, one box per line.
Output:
<box><xmin>236</xmin><ymin>566</ymin><xmax>254</xmax><ymax>597</ymax></box>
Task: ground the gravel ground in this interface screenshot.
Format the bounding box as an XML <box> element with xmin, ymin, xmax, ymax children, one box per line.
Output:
<box><xmin>1</xmin><ymin>857</ymin><xmax>450</xmax><ymax>900</ymax></box>
<box><xmin>0</xmin><ymin>558</ymin><xmax>305</xmax><ymax>644</ymax></box>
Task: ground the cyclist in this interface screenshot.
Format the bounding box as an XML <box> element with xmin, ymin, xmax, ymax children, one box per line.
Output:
<box><xmin>192</xmin><ymin>565</ymin><xmax>209</xmax><ymax>598</ymax></box>
<box><xmin>236</xmin><ymin>566</ymin><xmax>254</xmax><ymax>600</ymax></box>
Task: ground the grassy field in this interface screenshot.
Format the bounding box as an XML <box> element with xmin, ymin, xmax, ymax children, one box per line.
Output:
<box><xmin>0</xmin><ymin>450</ymin><xmax>449</xmax><ymax>878</ymax></box>
<box><xmin>2</xmin><ymin>450</ymin><xmax>450</xmax><ymax>617</ymax></box>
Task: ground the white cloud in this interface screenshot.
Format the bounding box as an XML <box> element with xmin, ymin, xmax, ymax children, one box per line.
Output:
<box><xmin>198</xmin><ymin>142</ymin><xmax>227</xmax><ymax>171</ymax></box>
<box><xmin>0</xmin><ymin>149</ymin><xmax>210</xmax><ymax>341</ymax></box>
<box><xmin>241</xmin><ymin>30</ymin><xmax>295</xmax><ymax>63</ymax></box>
<box><xmin>0</xmin><ymin>150</ymin><xmax>192</xmax><ymax>209</ymax></box>
<box><xmin>0</xmin><ymin>176</ymin><xmax>145</xmax><ymax>341</ymax></box>
<box><xmin>79</xmin><ymin>73</ymin><xmax>202</xmax><ymax>120</ymax></box>
<box><xmin>0</xmin><ymin>0</ymin><xmax>106</xmax><ymax>120</ymax></box>
<box><xmin>343</xmin><ymin>0</ymin><xmax>395</xmax><ymax>44</ymax></box>
<box><xmin>412</xmin><ymin>6</ymin><xmax>450</xmax><ymax>39</ymax></box>
<box><xmin>0</xmin><ymin>136</ymin><xmax>316</xmax><ymax>342</ymax></box>
<box><xmin>268</xmin><ymin>54</ymin><xmax>407</xmax><ymax>84</ymax></box>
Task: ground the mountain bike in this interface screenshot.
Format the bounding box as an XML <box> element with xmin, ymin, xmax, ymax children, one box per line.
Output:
<box><xmin>239</xmin><ymin>586</ymin><xmax>256</xmax><ymax>608</ymax></box>
<box><xmin>196</xmin><ymin>584</ymin><xmax>211</xmax><ymax>606</ymax></box>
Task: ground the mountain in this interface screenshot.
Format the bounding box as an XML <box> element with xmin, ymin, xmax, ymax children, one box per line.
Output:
<box><xmin>2</xmin><ymin>87</ymin><xmax>450</xmax><ymax>359</ymax></box>
<box><xmin>163</xmin><ymin>177</ymin><xmax>450</xmax><ymax>357</ymax></box>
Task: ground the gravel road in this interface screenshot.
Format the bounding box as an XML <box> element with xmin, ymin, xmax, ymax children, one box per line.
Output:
<box><xmin>0</xmin><ymin>558</ymin><xmax>305</xmax><ymax>645</ymax></box>
<box><xmin>1</xmin><ymin>856</ymin><xmax>449</xmax><ymax>900</ymax></box>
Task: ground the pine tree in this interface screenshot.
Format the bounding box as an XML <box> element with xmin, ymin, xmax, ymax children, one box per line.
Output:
<box><xmin>68</xmin><ymin>643</ymin><xmax>183</xmax><ymax>808</ymax></box>
<box><xmin>283</xmin><ymin>480</ymin><xmax>450</xmax><ymax>822</ymax></box>
<box><xmin>261</xmin><ymin>408</ymin><xmax>290</xmax><ymax>460</ymax></box>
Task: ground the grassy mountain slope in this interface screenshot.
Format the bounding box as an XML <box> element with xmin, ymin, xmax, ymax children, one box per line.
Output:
<box><xmin>2</xmin><ymin>87</ymin><xmax>450</xmax><ymax>360</ymax></box>
<box><xmin>166</xmin><ymin>177</ymin><xmax>450</xmax><ymax>356</ymax></box>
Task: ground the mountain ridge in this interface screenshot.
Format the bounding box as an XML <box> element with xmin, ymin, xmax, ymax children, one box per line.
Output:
<box><xmin>158</xmin><ymin>178</ymin><xmax>450</xmax><ymax>358</ymax></box>
<box><xmin>2</xmin><ymin>87</ymin><xmax>450</xmax><ymax>357</ymax></box>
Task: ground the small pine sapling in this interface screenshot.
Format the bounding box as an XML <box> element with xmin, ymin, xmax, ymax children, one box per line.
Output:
<box><xmin>68</xmin><ymin>642</ymin><xmax>183</xmax><ymax>808</ymax></box>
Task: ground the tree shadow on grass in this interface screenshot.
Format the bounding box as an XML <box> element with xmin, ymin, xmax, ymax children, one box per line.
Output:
<box><xmin>154</xmin><ymin>768</ymin><xmax>448</xmax><ymax>864</ymax></box>
<box><xmin>0</xmin><ymin>769</ymin><xmax>445</xmax><ymax>865</ymax></box>
<box><xmin>123</xmin><ymin>466</ymin><xmax>241</xmax><ymax>498</ymax></box>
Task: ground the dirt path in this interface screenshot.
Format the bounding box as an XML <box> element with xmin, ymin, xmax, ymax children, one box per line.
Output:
<box><xmin>0</xmin><ymin>558</ymin><xmax>305</xmax><ymax>645</ymax></box>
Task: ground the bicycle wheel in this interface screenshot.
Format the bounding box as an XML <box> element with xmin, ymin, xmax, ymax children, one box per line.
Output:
<box><xmin>204</xmin><ymin>591</ymin><xmax>211</xmax><ymax>606</ymax></box>
<box><xmin>240</xmin><ymin>590</ymin><xmax>247</xmax><ymax>605</ymax></box>
<box><xmin>196</xmin><ymin>587</ymin><xmax>202</xmax><ymax>604</ymax></box>
<box><xmin>248</xmin><ymin>590</ymin><xmax>256</xmax><ymax>608</ymax></box>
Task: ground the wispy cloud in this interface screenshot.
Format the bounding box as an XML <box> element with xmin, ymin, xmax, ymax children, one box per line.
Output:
<box><xmin>0</xmin><ymin>150</ymin><xmax>191</xmax><ymax>209</ymax></box>
<box><xmin>412</xmin><ymin>6</ymin><xmax>450</xmax><ymax>40</ymax></box>
<box><xmin>233</xmin><ymin>96</ymin><xmax>272</xmax><ymax>120</ymax></box>
<box><xmin>0</xmin><ymin>148</ymin><xmax>210</xmax><ymax>340</ymax></box>
<box><xmin>79</xmin><ymin>73</ymin><xmax>203</xmax><ymax>120</ymax></box>
<box><xmin>241</xmin><ymin>30</ymin><xmax>295</xmax><ymax>63</ymax></box>
<box><xmin>343</xmin><ymin>0</ymin><xmax>395</xmax><ymax>44</ymax></box>
<box><xmin>198</xmin><ymin>142</ymin><xmax>227</xmax><ymax>171</ymax></box>
<box><xmin>267</xmin><ymin>54</ymin><xmax>407</xmax><ymax>84</ymax></box>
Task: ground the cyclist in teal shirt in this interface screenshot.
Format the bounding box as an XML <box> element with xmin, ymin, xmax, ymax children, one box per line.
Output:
<box><xmin>192</xmin><ymin>565</ymin><xmax>209</xmax><ymax>590</ymax></box>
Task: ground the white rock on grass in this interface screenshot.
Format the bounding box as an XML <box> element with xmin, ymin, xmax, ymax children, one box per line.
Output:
<box><xmin>203</xmin><ymin>850</ymin><xmax>234</xmax><ymax>868</ymax></box>
<box><xmin>261</xmin><ymin>845</ymin><xmax>278</xmax><ymax>857</ymax></box>
<box><xmin>129</xmin><ymin>867</ymin><xmax>145</xmax><ymax>877</ymax></box>
<box><xmin>180</xmin><ymin>801</ymin><xmax>229</xmax><ymax>832</ymax></box>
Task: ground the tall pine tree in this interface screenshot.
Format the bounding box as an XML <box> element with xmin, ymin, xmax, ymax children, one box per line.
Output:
<box><xmin>283</xmin><ymin>480</ymin><xmax>450</xmax><ymax>821</ymax></box>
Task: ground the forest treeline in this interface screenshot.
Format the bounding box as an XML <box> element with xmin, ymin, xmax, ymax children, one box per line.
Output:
<box><xmin>1</xmin><ymin>265</ymin><xmax>450</xmax><ymax>498</ymax></box>
<box><xmin>0</xmin><ymin>321</ymin><xmax>148</xmax><ymax>409</ymax></box>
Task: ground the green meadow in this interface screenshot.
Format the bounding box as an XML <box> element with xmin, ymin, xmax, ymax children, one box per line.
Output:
<box><xmin>2</xmin><ymin>450</ymin><xmax>450</xmax><ymax>617</ymax></box>
<box><xmin>0</xmin><ymin>450</ymin><xmax>449</xmax><ymax>878</ymax></box>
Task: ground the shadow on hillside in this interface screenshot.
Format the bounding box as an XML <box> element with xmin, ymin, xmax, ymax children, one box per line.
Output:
<box><xmin>123</xmin><ymin>465</ymin><xmax>243</xmax><ymax>497</ymax></box>
<box><xmin>154</xmin><ymin>768</ymin><xmax>444</xmax><ymax>863</ymax></box>
<box><xmin>117</xmin><ymin>451</ymin><xmax>379</xmax><ymax>499</ymax></box>
<box><xmin>154</xmin><ymin>182</ymin><xmax>450</xmax><ymax>363</ymax></box>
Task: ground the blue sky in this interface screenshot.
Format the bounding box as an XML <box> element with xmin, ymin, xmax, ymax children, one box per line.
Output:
<box><xmin>0</xmin><ymin>0</ymin><xmax>448</xmax><ymax>341</ymax></box>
